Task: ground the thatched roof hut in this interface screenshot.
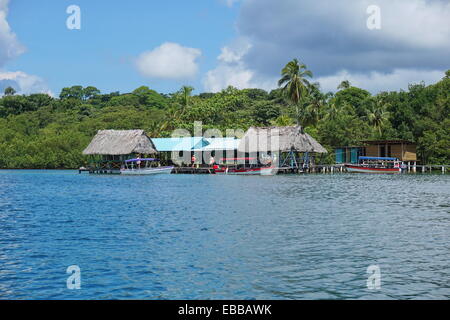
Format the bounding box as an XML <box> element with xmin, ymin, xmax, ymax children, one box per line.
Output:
<box><xmin>83</xmin><ymin>130</ymin><xmax>157</xmax><ymax>155</ymax></box>
<box><xmin>238</xmin><ymin>126</ymin><xmax>328</xmax><ymax>153</ymax></box>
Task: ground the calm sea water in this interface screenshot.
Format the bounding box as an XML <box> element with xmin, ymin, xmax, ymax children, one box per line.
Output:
<box><xmin>0</xmin><ymin>170</ymin><xmax>449</xmax><ymax>300</ymax></box>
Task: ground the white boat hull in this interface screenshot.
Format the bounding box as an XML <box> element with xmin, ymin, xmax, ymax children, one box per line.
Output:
<box><xmin>215</xmin><ymin>167</ymin><xmax>278</xmax><ymax>176</ymax></box>
<box><xmin>346</xmin><ymin>165</ymin><xmax>401</xmax><ymax>174</ymax></box>
<box><xmin>120</xmin><ymin>166</ymin><xmax>174</xmax><ymax>175</ymax></box>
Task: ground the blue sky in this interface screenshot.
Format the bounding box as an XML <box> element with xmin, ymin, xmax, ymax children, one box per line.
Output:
<box><xmin>1</xmin><ymin>0</ymin><xmax>449</xmax><ymax>96</ymax></box>
<box><xmin>4</xmin><ymin>0</ymin><xmax>239</xmax><ymax>95</ymax></box>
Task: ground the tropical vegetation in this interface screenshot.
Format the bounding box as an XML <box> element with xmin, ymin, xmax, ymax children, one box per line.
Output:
<box><xmin>0</xmin><ymin>63</ymin><xmax>448</xmax><ymax>168</ymax></box>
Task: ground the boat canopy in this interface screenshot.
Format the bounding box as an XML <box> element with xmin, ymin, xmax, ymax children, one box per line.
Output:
<box><xmin>359</xmin><ymin>156</ymin><xmax>398</xmax><ymax>161</ymax></box>
<box><xmin>125</xmin><ymin>158</ymin><xmax>158</xmax><ymax>163</ymax></box>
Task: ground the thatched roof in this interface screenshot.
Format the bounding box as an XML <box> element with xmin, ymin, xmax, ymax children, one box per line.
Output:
<box><xmin>238</xmin><ymin>126</ymin><xmax>328</xmax><ymax>153</ymax></box>
<box><xmin>83</xmin><ymin>130</ymin><xmax>157</xmax><ymax>155</ymax></box>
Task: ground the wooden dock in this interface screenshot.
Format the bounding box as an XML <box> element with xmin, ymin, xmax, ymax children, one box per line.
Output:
<box><xmin>172</xmin><ymin>167</ymin><xmax>215</xmax><ymax>174</ymax></box>
<box><xmin>81</xmin><ymin>164</ymin><xmax>448</xmax><ymax>175</ymax></box>
<box><xmin>170</xmin><ymin>165</ymin><xmax>348</xmax><ymax>174</ymax></box>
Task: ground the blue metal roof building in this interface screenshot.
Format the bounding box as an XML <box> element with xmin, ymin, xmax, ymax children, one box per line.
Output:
<box><xmin>193</xmin><ymin>137</ymin><xmax>240</xmax><ymax>151</ymax></box>
<box><xmin>151</xmin><ymin>137</ymin><xmax>240</xmax><ymax>152</ymax></box>
<box><xmin>151</xmin><ymin>137</ymin><xmax>209</xmax><ymax>152</ymax></box>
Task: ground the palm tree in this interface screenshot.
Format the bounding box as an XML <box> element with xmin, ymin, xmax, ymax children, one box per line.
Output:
<box><xmin>158</xmin><ymin>86</ymin><xmax>195</xmax><ymax>134</ymax></box>
<box><xmin>278</xmin><ymin>59</ymin><xmax>313</xmax><ymax>125</ymax></box>
<box><xmin>180</xmin><ymin>85</ymin><xmax>194</xmax><ymax>110</ymax></box>
<box><xmin>271</xmin><ymin>114</ymin><xmax>295</xmax><ymax>127</ymax></box>
<box><xmin>304</xmin><ymin>83</ymin><xmax>332</xmax><ymax>125</ymax></box>
<box><xmin>337</xmin><ymin>80</ymin><xmax>351</xmax><ymax>90</ymax></box>
<box><xmin>324</xmin><ymin>101</ymin><xmax>341</xmax><ymax>122</ymax></box>
<box><xmin>366</xmin><ymin>99</ymin><xmax>390</xmax><ymax>137</ymax></box>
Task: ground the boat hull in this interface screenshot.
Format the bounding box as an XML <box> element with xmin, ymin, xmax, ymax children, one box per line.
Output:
<box><xmin>120</xmin><ymin>166</ymin><xmax>174</xmax><ymax>175</ymax></box>
<box><xmin>215</xmin><ymin>167</ymin><xmax>278</xmax><ymax>176</ymax></box>
<box><xmin>345</xmin><ymin>165</ymin><xmax>401</xmax><ymax>174</ymax></box>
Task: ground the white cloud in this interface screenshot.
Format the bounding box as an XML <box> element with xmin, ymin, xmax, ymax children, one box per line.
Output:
<box><xmin>204</xmin><ymin>40</ymin><xmax>447</xmax><ymax>94</ymax></box>
<box><xmin>0</xmin><ymin>71</ymin><xmax>51</xmax><ymax>95</ymax></box>
<box><xmin>204</xmin><ymin>64</ymin><xmax>254</xmax><ymax>92</ymax></box>
<box><xmin>0</xmin><ymin>0</ymin><xmax>25</xmax><ymax>67</ymax></box>
<box><xmin>135</xmin><ymin>42</ymin><xmax>202</xmax><ymax>80</ymax></box>
<box><xmin>203</xmin><ymin>41</ymin><xmax>276</xmax><ymax>92</ymax></box>
<box><xmin>204</xmin><ymin>0</ymin><xmax>449</xmax><ymax>93</ymax></box>
<box><xmin>377</xmin><ymin>0</ymin><xmax>450</xmax><ymax>49</ymax></box>
<box><xmin>224</xmin><ymin>0</ymin><xmax>240</xmax><ymax>8</ymax></box>
<box><xmin>237</xmin><ymin>0</ymin><xmax>450</xmax><ymax>76</ymax></box>
<box><xmin>217</xmin><ymin>40</ymin><xmax>251</xmax><ymax>63</ymax></box>
<box><xmin>316</xmin><ymin>69</ymin><xmax>446</xmax><ymax>94</ymax></box>
<box><xmin>0</xmin><ymin>2</ymin><xmax>51</xmax><ymax>96</ymax></box>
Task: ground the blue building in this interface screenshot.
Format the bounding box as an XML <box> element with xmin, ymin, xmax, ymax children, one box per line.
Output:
<box><xmin>334</xmin><ymin>146</ymin><xmax>365</xmax><ymax>164</ymax></box>
<box><xmin>150</xmin><ymin>137</ymin><xmax>240</xmax><ymax>166</ymax></box>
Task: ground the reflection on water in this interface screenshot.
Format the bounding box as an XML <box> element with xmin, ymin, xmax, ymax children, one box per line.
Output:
<box><xmin>0</xmin><ymin>170</ymin><xmax>449</xmax><ymax>299</ymax></box>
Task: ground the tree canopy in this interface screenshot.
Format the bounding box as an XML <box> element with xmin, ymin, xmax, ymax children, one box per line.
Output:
<box><xmin>0</xmin><ymin>70</ymin><xmax>448</xmax><ymax>168</ymax></box>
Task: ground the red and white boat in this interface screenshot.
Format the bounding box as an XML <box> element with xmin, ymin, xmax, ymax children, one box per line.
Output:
<box><xmin>213</xmin><ymin>157</ymin><xmax>278</xmax><ymax>176</ymax></box>
<box><xmin>345</xmin><ymin>156</ymin><xmax>402</xmax><ymax>174</ymax></box>
<box><xmin>345</xmin><ymin>165</ymin><xmax>401</xmax><ymax>174</ymax></box>
<box><xmin>214</xmin><ymin>166</ymin><xmax>278</xmax><ymax>175</ymax></box>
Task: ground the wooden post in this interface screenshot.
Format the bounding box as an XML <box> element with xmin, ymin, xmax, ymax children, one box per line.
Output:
<box><xmin>442</xmin><ymin>166</ymin><xmax>445</xmax><ymax>174</ymax></box>
<box><xmin>422</xmin><ymin>166</ymin><xmax>425</xmax><ymax>173</ymax></box>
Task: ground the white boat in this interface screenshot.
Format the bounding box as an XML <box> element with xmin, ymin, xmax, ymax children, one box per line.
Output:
<box><xmin>120</xmin><ymin>158</ymin><xmax>173</xmax><ymax>175</ymax></box>
<box><xmin>215</xmin><ymin>166</ymin><xmax>278</xmax><ymax>175</ymax></box>
<box><xmin>213</xmin><ymin>157</ymin><xmax>278</xmax><ymax>176</ymax></box>
<box><xmin>121</xmin><ymin>166</ymin><xmax>174</xmax><ymax>175</ymax></box>
<box><xmin>345</xmin><ymin>165</ymin><xmax>400</xmax><ymax>174</ymax></box>
<box><xmin>345</xmin><ymin>156</ymin><xmax>402</xmax><ymax>174</ymax></box>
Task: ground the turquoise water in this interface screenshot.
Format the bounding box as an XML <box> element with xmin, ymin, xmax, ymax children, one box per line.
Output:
<box><xmin>0</xmin><ymin>170</ymin><xmax>449</xmax><ymax>299</ymax></box>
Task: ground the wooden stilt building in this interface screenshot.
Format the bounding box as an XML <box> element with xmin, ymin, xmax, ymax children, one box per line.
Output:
<box><xmin>82</xmin><ymin>130</ymin><xmax>157</xmax><ymax>174</ymax></box>
<box><xmin>238</xmin><ymin>125</ymin><xmax>328</xmax><ymax>171</ymax></box>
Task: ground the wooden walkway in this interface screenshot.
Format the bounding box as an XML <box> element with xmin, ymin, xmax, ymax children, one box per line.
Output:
<box><xmin>80</xmin><ymin>164</ymin><xmax>449</xmax><ymax>175</ymax></box>
<box><xmin>172</xmin><ymin>167</ymin><xmax>214</xmax><ymax>174</ymax></box>
<box><xmin>170</xmin><ymin>164</ymin><xmax>448</xmax><ymax>174</ymax></box>
<box><xmin>170</xmin><ymin>165</ymin><xmax>348</xmax><ymax>174</ymax></box>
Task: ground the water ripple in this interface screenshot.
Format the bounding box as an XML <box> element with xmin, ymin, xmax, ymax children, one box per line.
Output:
<box><xmin>0</xmin><ymin>170</ymin><xmax>449</xmax><ymax>299</ymax></box>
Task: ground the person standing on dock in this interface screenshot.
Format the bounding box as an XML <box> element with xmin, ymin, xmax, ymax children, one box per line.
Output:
<box><xmin>191</xmin><ymin>154</ymin><xmax>196</xmax><ymax>168</ymax></box>
<box><xmin>209</xmin><ymin>155</ymin><xmax>216</xmax><ymax>167</ymax></box>
<box><xmin>136</xmin><ymin>155</ymin><xmax>141</xmax><ymax>169</ymax></box>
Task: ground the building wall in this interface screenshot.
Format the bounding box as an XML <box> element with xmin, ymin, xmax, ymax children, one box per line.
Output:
<box><xmin>403</xmin><ymin>145</ymin><xmax>417</xmax><ymax>161</ymax></box>
<box><xmin>365</xmin><ymin>145</ymin><xmax>378</xmax><ymax>157</ymax></box>
<box><xmin>335</xmin><ymin>147</ymin><xmax>362</xmax><ymax>163</ymax></box>
<box><xmin>391</xmin><ymin>144</ymin><xmax>403</xmax><ymax>159</ymax></box>
<box><xmin>335</xmin><ymin>148</ymin><xmax>344</xmax><ymax>163</ymax></box>
<box><xmin>364</xmin><ymin>143</ymin><xmax>417</xmax><ymax>161</ymax></box>
<box><xmin>337</xmin><ymin>143</ymin><xmax>417</xmax><ymax>163</ymax></box>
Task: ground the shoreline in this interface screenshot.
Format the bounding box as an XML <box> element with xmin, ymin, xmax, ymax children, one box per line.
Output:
<box><xmin>0</xmin><ymin>168</ymin><xmax>78</xmax><ymax>170</ymax></box>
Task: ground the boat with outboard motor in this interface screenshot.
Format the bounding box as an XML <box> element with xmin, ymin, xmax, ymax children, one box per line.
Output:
<box><xmin>120</xmin><ymin>158</ymin><xmax>174</xmax><ymax>175</ymax></box>
<box><xmin>345</xmin><ymin>156</ymin><xmax>403</xmax><ymax>174</ymax></box>
<box><xmin>213</xmin><ymin>157</ymin><xmax>278</xmax><ymax>175</ymax></box>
